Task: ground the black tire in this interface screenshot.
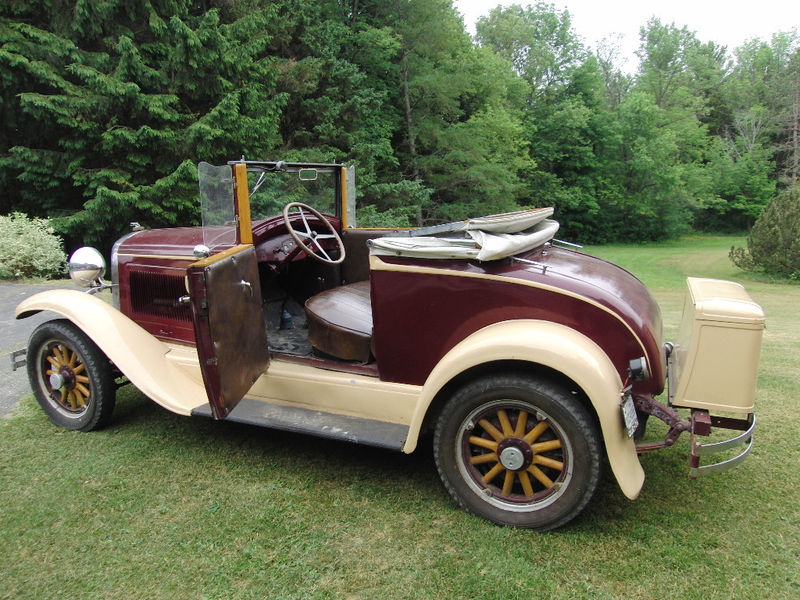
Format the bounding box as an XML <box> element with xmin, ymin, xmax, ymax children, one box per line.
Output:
<box><xmin>27</xmin><ymin>320</ymin><xmax>115</xmax><ymax>431</ymax></box>
<box><xmin>433</xmin><ymin>374</ymin><xmax>602</xmax><ymax>531</ymax></box>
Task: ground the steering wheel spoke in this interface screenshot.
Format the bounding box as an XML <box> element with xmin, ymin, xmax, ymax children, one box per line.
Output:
<box><xmin>282</xmin><ymin>202</ymin><xmax>346</xmax><ymax>265</ymax></box>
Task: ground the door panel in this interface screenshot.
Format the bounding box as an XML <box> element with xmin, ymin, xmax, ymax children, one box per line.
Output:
<box><xmin>187</xmin><ymin>245</ymin><xmax>268</xmax><ymax>419</ymax></box>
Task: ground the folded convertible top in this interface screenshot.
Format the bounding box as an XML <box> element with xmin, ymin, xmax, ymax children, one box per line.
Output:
<box><xmin>367</xmin><ymin>208</ymin><xmax>559</xmax><ymax>262</ymax></box>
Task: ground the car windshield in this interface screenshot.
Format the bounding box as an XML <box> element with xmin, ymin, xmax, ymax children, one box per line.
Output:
<box><xmin>247</xmin><ymin>165</ymin><xmax>337</xmax><ymax>222</ymax></box>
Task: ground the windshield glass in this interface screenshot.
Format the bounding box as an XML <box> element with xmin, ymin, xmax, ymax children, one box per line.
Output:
<box><xmin>247</xmin><ymin>166</ymin><xmax>338</xmax><ymax>222</ymax></box>
<box><xmin>198</xmin><ymin>161</ymin><xmax>237</xmax><ymax>251</ymax></box>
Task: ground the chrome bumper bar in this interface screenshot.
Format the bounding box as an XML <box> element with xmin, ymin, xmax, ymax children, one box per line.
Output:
<box><xmin>689</xmin><ymin>413</ymin><xmax>756</xmax><ymax>478</ymax></box>
<box><xmin>10</xmin><ymin>348</ymin><xmax>26</xmax><ymax>371</ymax></box>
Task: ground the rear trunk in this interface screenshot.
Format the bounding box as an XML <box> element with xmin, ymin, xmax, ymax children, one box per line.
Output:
<box><xmin>670</xmin><ymin>277</ymin><xmax>765</xmax><ymax>414</ymax></box>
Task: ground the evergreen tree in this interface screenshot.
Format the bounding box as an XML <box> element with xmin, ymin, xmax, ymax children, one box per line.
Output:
<box><xmin>1</xmin><ymin>1</ymin><xmax>286</xmax><ymax>251</ymax></box>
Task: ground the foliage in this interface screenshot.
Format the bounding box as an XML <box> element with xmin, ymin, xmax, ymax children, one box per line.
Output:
<box><xmin>356</xmin><ymin>204</ymin><xmax>415</xmax><ymax>228</ymax></box>
<box><xmin>0</xmin><ymin>212</ymin><xmax>66</xmax><ymax>279</ymax></box>
<box><xmin>0</xmin><ymin>1</ymin><xmax>798</xmax><ymax>251</ymax></box>
<box><xmin>730</xmin><ymin>185</ymin><xmax>800</xmax><ymax>278</ymax></box>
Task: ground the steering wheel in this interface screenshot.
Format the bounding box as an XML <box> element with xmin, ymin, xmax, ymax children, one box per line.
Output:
<box><xmin>282</xmin><ymin>202</ymin><xmax>346</xmax><ymax>265</ymax></box>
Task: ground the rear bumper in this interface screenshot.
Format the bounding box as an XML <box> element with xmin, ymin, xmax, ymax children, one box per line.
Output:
<box><xmin>689</xmin><ymin>412</ymin><xmax>756</xmax><ymax>478</ymax></box>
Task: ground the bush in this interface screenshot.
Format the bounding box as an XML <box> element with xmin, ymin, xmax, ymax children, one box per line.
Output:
<box><xmin>730</xmin><ymin>186</ymin><xmax>800</xmax><ymax>279</ymax></box>
<box><xmin>0</xmin><ymin>212</ymin><xmax>67</xmax><ymax>279</ymax></box>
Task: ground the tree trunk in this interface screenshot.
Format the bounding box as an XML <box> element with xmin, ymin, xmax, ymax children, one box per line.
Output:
<box><xmin>400</xmin><ymin>49</ymin><xmax>420</xmax><ymax>183</ymax></box>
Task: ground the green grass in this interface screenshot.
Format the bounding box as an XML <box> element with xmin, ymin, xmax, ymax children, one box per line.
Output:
<box><xmin>2</xmin><ymin>235</ymin><xmax>798</xmax><ymax>599</ymax></box>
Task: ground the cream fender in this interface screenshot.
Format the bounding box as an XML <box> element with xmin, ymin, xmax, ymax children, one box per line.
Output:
<box><xmin>16</xmin><ymin>290</ymin><xmax>207</xmax><ymax>415</ymax></box>
<box><xmin>409</xmin><ymin>319</ymin><xmax>645</xmax><ymax>500</ymax></box>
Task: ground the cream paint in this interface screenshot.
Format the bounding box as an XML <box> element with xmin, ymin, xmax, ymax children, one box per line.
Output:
<box><xmin>17</xmin><ymin>289</ymin><xmax>645</xmax><ymax>499</ymax></box>
<box><xmin>15</xmin><ymin>290</ymin><xmax>208</xmax><ymax>415</ymax></box>
<box><xmin>408</xmin><ymin>319</ymin><xmax>645</xmax><ymax>500</ymax></box>
<box><xmin>241</xmin><ymin>359</ymin><xmax>420</xmax><ymax>424</ymax></box>
<box><xmin>672</xmin><ymin>278</ymin><xmax>764</xmax><ymax>414</ymax></box>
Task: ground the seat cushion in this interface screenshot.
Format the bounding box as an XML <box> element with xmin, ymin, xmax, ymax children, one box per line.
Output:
<box><xmin>304</xmin><ymin>280</ymin><xmax>373</xmax><ymax>362</ymax></box>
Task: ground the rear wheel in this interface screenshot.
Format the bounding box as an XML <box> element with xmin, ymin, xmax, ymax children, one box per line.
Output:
<box><xmin>433</xmin><ymin>374</ymin><xmax>602</xmax><ymax>530</ymax></box>
<box><xmin>27</xmin><ymin>320</ymin><xmax>115</xmax><ymax>431</ymax></box>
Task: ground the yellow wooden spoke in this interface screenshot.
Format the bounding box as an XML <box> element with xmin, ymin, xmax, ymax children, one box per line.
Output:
<box><xmin>68</xmin><ymin>350</ymin><xmax>77</xmax><ymax>368</ymax></box>
<box><xmin>482</xmin><ymin>462</ymin><xmax>505</xmax><ymax>484</ymax></box>
<box><xmin>75</xmin><ymin>375</ymin><xmax>90</xmax><ymax>384</ymax></box>
<box><xmin>75</xmin><ymin>382</ymin><xmax>91</xmax><ymax>398</ymax></box>
<box><xmin>533</xmin><ymin>455</ymin><xmax>564</xmax><ymax>471</ymax></box>
<box><xmin>518</xmin><ymin>470</ymin><xmax>534</xmax><ymax>497</ymax></box>
<box><xmin>497</xmin><ymin>410</ymin><xmax>514</xmax><ymax>437</ymax></box>
<box><xmin>68</xmin><ymin>391</ymin><xmax>78</xmax><ymax>410</ymax></box>
<box><xmin>470</xmin><ymin>452</ymin><xmax>499</xmax><ymax>465</ymax></box>
<box><xmin>527</xmin><ymin>465</ymin><xmax>554</xmax><ymax>488</ymax></box>
<box><xmin>53</xmin><ymin>345</ymin><xmax>66</xmax><ymax>365</ymax></box>
<box><xmin>73</xmin><ymin>363</ymin><xmax>85</xmax><ymax>375</ymax></box>
<box><xmin>513</xmin><ymin>410</ymin><xmax>528</xmax><ymax>437</ymax></box>
<box><xmin>531</xmin><ymin>439</ymin><xmax>562</xmax><ymax>454</ymax></box>
<box><xmin>46</xmin><ymin>355</ymin><xmax>60</xmax><ymax>368</ymax></box>
<box><xmin>60</xmin><ymin>388</ymin><xmax>67</xmax><ymax>404</ymax></box>
<box><xmin>501</xmin><ymin>470</ymin><xmax>515</xmax><ymax>496</ymax></box>
<box><xmin>523</xmin><ymin>421</ymin><xmax>549</xmax><ymax>444</ymax></box>
<box><xmin>469</xmin><ymin>436</ymin><xmax>498</xmax><ymax>452</ymax></box>
<box><xmin>478</xmin><ymin>419</ymin><xmax>505</xmax><ymax>442</ymax></box>
<box><xmin>46</xmin><ymin>369</ymin><xmax>57</xmax><ymax>376</ymax></box>
<box><xmin>75</xmin><ymin>389</ymin><xmax>87</xmax><ymax>407</ymax></box>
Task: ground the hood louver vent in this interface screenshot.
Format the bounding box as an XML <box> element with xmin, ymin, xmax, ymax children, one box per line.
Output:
<box><xmin>129</xmin><ymin>269</ymin><xmax>191</xmax><ymax>323</ymax></box>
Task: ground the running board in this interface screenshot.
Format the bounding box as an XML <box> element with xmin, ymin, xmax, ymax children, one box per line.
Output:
<box><xmin>192</xmin><ymin>398</ymin><xmax>409</xmax><ymax>451</ymax></box>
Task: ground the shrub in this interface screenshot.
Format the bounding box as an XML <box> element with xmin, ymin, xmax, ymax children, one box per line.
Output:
<box><xmin>729</xmin><ymin>185</ymin><xmax>800</xmax><ymax>279</ymax></box>
<box><xmin>0</xmin><ymin>212</ymin><xmax>67</xmax><ymax>279</ymax></box>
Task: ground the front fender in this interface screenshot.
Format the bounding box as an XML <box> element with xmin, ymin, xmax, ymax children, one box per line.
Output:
<box><xmin>16</xmin><ymin>289</ymin><xmax>207</xmax><ymax>415</ymax></box>
<box><xmin>407</xmin><ymin>319</ymin><xmax>645</xmax><ymax>500</ymax></box>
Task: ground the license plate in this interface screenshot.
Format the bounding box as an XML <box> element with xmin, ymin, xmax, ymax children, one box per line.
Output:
<box><xmin>621</xmin><ymin>393</ymin><xmax>639</xmax><ymax>438</ymax></box>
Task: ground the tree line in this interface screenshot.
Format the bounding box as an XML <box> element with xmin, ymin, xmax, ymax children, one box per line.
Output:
<box><xmin>1</xmin><ymin>0</ymin><xmax>798</xmax><ymax>253</ymax></box>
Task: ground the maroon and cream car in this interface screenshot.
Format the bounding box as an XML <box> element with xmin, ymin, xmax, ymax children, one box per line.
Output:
<box><xmin>14</xmin><ymin>160</ymin><xmax>765</xmax><ymax>530</ymax></box>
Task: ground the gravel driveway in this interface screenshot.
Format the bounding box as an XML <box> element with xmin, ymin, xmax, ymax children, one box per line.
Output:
<box><xmin>0</xmin><ymin>281</ymin><xmax>72</xmax><ymax>416</ymax></box>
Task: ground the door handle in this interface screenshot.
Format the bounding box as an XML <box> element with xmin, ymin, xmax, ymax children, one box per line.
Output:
<box><xmin>240</xmin><ymin>280</ymin><xmax>253</xmax><ymax>297</ymax></box>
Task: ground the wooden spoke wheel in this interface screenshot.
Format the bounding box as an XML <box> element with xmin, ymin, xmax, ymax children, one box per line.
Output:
<box><xmin>27</xmin><ymin>320</ymin><xmax>115</xmax><ymax>431</ymax></box>
<box><xmin>434</xmin><ymin>374</ymin><xmax>602</xmax><ymax>531</ymax></box>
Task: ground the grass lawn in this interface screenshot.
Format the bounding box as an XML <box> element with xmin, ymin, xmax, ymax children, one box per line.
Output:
<box><xmin>1</xmin><ymin>235</ymin><xmax>798</xmax><ymax>599</ymax></box>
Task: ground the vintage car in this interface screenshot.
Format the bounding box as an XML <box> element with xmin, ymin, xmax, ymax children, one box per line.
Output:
<box><xmin>13</xmin><ymin>160</ymin><xmax>765</xmax><ymax>531</ymax></box>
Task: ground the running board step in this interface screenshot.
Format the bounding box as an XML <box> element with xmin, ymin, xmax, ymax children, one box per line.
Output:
<box><xmin>192</xmin><ymin>398</ymin><xmax>409</xmax><ymax>451</ymax></box>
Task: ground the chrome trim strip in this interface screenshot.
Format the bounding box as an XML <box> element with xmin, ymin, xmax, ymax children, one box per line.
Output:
<box><xmin>111</xmin><ymin>231</ymin><xmax>142</xmax><ymax>309</ymax></box>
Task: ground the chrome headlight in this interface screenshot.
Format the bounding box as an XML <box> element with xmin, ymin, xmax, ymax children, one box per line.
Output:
<box><xmin>69</xmin><ymin>247</ymin><xmax>106</xmax><ymax>288</ymax></box>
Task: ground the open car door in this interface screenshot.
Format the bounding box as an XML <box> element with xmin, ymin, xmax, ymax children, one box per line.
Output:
<box><xmin>187</xmin><ymin>245</ymin><xmax>268</xmax><ymax>419</ymax></box>
<box><xmin>189</xmin><ymin>162</ymin><xmax>268</xmax><ymax>419</ymax></box>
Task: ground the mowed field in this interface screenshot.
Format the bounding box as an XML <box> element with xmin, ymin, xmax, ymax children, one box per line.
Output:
<box><xmin>1</xmin><ymin>235</ymin><xmax>797</xmax><ymax>599</ymax></box>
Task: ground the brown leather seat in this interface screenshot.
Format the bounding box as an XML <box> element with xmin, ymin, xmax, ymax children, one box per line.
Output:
<box><xmin>304</xmin><ymin>280</ymin><xmax>373</xmax><ymax>362</ymax></box>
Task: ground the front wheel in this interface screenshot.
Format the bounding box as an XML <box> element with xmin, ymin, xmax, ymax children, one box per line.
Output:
<box><xmin>27</xmin><ymin>320</ymin><xmax>115</xmax><ymax>431</ymax></box>
<box><xmin>433</xmin><ymin>374</ymin><xmax>602</xmax><ymax>531</ymax></box>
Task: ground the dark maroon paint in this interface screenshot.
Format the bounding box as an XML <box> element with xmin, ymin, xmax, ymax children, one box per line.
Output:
<box><xmin>371</xmin><ymin>245</ymin><xmax>664</xmax><ymax>393</ymax></box>
<box><xmin>115</xmin><ymin>220</ymin><xmax>665</xmax><ymax>395</ymax></box>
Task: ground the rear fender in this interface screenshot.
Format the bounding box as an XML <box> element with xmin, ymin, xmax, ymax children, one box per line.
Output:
<box><xmin>408</xmin><ymin>319</ymin><xmax>645</xmax><ymax>500</ymax></box>
<box><xmin>15</xmin><ymin>289</ymin><xmax>207</xmax><ymax>415</ymax></box>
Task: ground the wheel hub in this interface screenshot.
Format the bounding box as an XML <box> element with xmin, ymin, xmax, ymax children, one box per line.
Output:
<box><xmin>499</xmin><ymin>446</ymin><xmax>525</xmax><ymax>470</ymax></box>
<box><xmin>51</xmin><ymin>366</ymin><xmax>76</xmax><ymax>391</ymax></box>
<box><xmin>496</xmin><ymin>437</ymin><xmax>534</xmax><ymax>471</ymax></box>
